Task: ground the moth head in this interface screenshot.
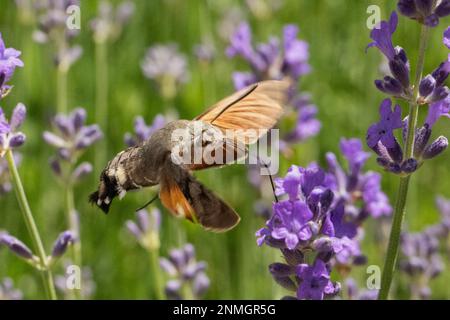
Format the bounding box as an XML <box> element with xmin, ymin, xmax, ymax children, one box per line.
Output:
<box><xmin>89</xmin><ymin>170</ymin><xmax>118</xmax><ymax>214</ymax></box>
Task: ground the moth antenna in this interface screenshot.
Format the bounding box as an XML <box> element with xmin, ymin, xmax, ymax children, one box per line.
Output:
<box><xmin>135</xmin><ymin>194</ymin><xmax>159</xmax><ymax>212</ymax></box>
<box><xmin>257</xmin><ymin>157</ymin><xmax>279</xmax><ymax>203</ymax></box>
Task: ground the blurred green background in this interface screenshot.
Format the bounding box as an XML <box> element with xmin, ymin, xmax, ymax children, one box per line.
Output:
<box><xmin>0</xmin><ymin>0</ymin><xmax>449</xmax><ymax>299</ymax></box>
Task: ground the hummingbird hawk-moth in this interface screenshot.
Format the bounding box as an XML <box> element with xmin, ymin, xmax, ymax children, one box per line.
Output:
<box><xmin>89</xmin><ymin>80</ymin><xmax>290</xmax><ymax>232</ymax></box>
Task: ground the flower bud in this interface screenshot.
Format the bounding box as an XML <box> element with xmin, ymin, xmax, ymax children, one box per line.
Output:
<box><xmin>72</xmin><ymin>162</ymin><xmax>93</xmax><ymax>181</ymax></box>
<box><xmin>165</xmin><ymin>280</ymin><xmax>182</xmax><ymax>300</ymax></box>
<box><xmin>10</xmin><ymin>103</ymin><xmax>26</xmax><ymax>131</ymax></box>
<box><xmin>414</xmin><ymin>124</ymin><xmax>432</xmax><ymax>157</ymax></box>
<box><xmin>419</xmin><ymin>75</ymin><xmax>436</xmax><ymax>98</ymax></box>
<box><xmin>401</xmin><ymin>158</ymin><xmax>418</xmax><ymax>173</ymax></box>
<box><xmin>51</xmin><ymin>231</ymin><xmax>76</xmax><ymax>258</ymax></box>
<box><xmin>389</xmin><ymin>57</ymin><xmax>410</xmax><ymax>88</ymax></box>
<box><xmin>125</xmin><ymin>220</ymin><xmax>142</xmax><ymax>240</ymax></box>
<box><xmin>423</xmin><ymin>136</ymin><xmax>448</xmax><ymax>159</ymax></box>
<box><xmin>0</xmin><ymin>233</ymin><xmax>34</xmax><ymax>260</ymax></box>
<box><xmin>269</xmin><ymin>263</ymin><xmax>295</xmax><ymax>277</ymax></box>
<box><xmin>71</xmin><ymin>108</ymin><xmax>86</xmax><ymax>131</ymax></box>
<box><xmin>192</xmin><ymin>272</ymin><xmax>210</xmax><ymax>298</ymax></box>
<box><xmin>9</xmin><ymin>133</ymin><xmax>26</xmax><ymax>148</ymax></box>
<box><xmin>159</xmin><ymin>258</ymin><xmax>177</xmax><ymax>276</ymax></box>
<box><xmin>436</xmin><ymin>0</ymin><xmax>450</xmax><ymax>17</ymax></box>
<box><xmin>49</xmin><ymin>158</ymin><xmax>62</xmax><ymax>176</ymax></box>
<box><xmin>424</xmin><ymin>14</ymin><xmax>439</xmax><ymax>27</ymax></box>
<box><xmin>397</xmin><ymin>0</ymin><xmax>418</xmax><ymax>18</ymax></box>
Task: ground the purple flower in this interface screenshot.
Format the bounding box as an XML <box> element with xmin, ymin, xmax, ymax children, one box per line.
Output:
<box><xmin>444</xmin><ymin>27</ymin><xmax>450</xmax><ymax>49</ymax></box>
<box><xmin>227</xmin><ymin>23</ymin><xmax>319</xmax><ymax>152</ymax></box>
<box><xmin>124</xmin><ymin>115</ymin><xmax>166</xmax><ymax>147</ymax></box>
<box><xmin>90</xmin><ymin>0</ymin><xmax>135</xmax><ymax>43</ymax></box>
<box><xmin>419</xmin><ymin>53</ymin><xmax>450</xmax><ymax>104</ymax></box>
<box><xmin>368</xmin><ymin>12</ymin><xmax>413</xmax><ymax>97</ymax></box>
<box><xmin>141</xmin><ymin>44</ymin><xmax>189</xmax><ymax>99</ymax></box>
<box><xmin>0</xmin><ymin>278</ymin><xmax>23</xmax><ymax>300</ymax></box>
<box><xmin>43</xmin><ymin>108</ymin><xmax>102</xmax><ymax>171</ymax></box>
<box><xmin>0</xmin><ymin>232</ymin><xmax>34</xmax><ymax>260</ymax></box>
<box><xmin>0</xmin><ymin>103</ymin><xmax>27</xmax><ymax>156</ymax></box>
<box><xmin>397</xmin><ymin>0</ymin><xmax>450</xmax><ymax>27</ymax></box>
<box><xmin>436</xmin><ymin>196</ymin><xmax>450</xmax><ymax>232</ymax></box>
<box><xmin>270</xmin><ymin>200</ymin><xmax>314</xmax><ymax>249</ymax></box>
<box><xmin>126</xmin><ymin>208</ymin><xmax>161</xmax><ymax>250</ymax></box>
<box><xmin>193</xmin><ymin>42</ymin><xmax>215</xmax><ymax>63</ymax></box>
<box><xmin>399</xmin><ymin>219</ymin><xmax>447</xmax><ymax>298</ymax></box>
<box><xmin>367</xmin><ymin>99</ymin><xmax>403</xmax><ymax>149</ymax></box>
<box><xmin>160</xmin><ymin>243</ymin><xmax>209</xmax><ymax>300</ymax></box>
<box><xmin>425</xmin><ymin>94</ymin><xmax>450</xmax><ymax>127</ymax></box>
<box><xmin>284</xmin><ymin>98</ymin><xmax>321</xmax><ymax>144</ymax></box>
<box><xmin>51</xmin><ymin>230</ymin><xmax>76</xmax><ymax>258</ymax></box>
<box><xmin>296</xmin><ymin>259</ymin><xmax>339</xmax><ymax>300</ymax></box>
<box><xmin>33</xmin><ymin>0</ymin><xmax>82</xmax><ymax>69</ymax></box>
<box><xmin>227</xmin><ymin>23</ymin><xmax>310</xmax><ymax>87</ymax></box>
<box><xmin>345</xmin><ymin>278</ymin><xmax>378</xmax><ymax>300</ymax></box>
<box><xmin>340</xmin><ymin>138</ymin><xmax>370</xmax><ymax>175</ymax></box>
<box><xmin>0</xmin><ymin>33</ymin><xmax>24</xmax><ymax>98</ymax></box>
<box><xmin>367</xmin><ymin>12</ymin><xmax>398</xmax><ymax>61</ymax></box>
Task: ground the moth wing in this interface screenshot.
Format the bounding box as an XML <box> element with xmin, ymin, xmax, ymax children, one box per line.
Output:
<box><xmin>159</xmin><ymin>161</ymin><xmax>240</xmax><ymax>232</ymax></box>
<box><xmin>195</xmin><ymin>80</ymin><xmax>291</xmax><ymax>144</ymax></box>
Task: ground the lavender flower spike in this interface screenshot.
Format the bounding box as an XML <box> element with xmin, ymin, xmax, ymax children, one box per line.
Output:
<box><xmin>160</xmin><ymin>243</ymin><xmax>209</xmax><ymax>300</ymax></box>
<box><xmin>43</xmin><ymin>107</ymin><xmax>102</xmax><ymax>164</ymax></box>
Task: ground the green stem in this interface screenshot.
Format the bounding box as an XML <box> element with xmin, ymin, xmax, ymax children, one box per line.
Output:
<box><xmin>95</xmin><ymin>40</ymin><xmax>108</xmax><ymax>172</ymax></box>
<box><xmin>6</xmin><ymin>150</ymin><xmax>57</xmax><ymax>300</ymax></box>
<box><xmin>56</xmin><ymin>66</ymin><xmax>68</xmax><ymax>114</ymax></box>
<box><xmin>378</xmin><ymin>25</ymin><xmax>430</xmax><ymax>300</ymax></box>
<box><xmin>65</xmin><ymin>181</ymin><xmax>82</xmax><ymax>299</ymax></box>
<box><xmin>149</xmin><ymin>249</ymin><xmax>165</xmax><ymax>300</ymax></box>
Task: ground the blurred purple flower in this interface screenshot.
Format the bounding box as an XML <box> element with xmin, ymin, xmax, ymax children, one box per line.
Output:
<box><xmin>124</xmin><ymin>115</ymin><xmax>166</xmax><ymax>147</ymax></box>
<box><xmin>397</xmin><ymin>0</ymin><xmax>450</xmax><ymax>27</ymax></box>
<box><xmin>33</xmin><ymin>0</ymin><xmax>82</xmax><ymax>69</ymax></box>
<box><xmin>0</xmin><ymin>104</ymin><xmax>27</xmax><ymax>156</ymax></box>
<box><xmin>399</xmin><ymin>223</ymin><xmax>446</xmax><ymax>299</ymax></box>
<box><xmin>126</xmin><ymin>208</ymin><xmax>161</xmax><ymax>250</ymax></box>
<box><xmin>0</xmin><ymin>33</ymin><xmax>24</xmax><ymax>98</ymax></box>
<box><xmin>227</xmin><ymin>23</ymin><xmax>319</xmax><ymax>154</ymax></box>
<box><xmin>0</xmin><ymin>278</ymin><xmax>23</xmax><ymax>300</ymax></box>
<box><xmin>141</xmin><ymin>44</ymin><xmax>189</xmax><ymax>100</ymax></box>
<box><xmin>43</xmin><ymin>108</ymin><xmax>102</xmax><ymax>177</ymax></box>
<box><xmin>345</xmin><ymin>278</ymin><xmax>378</xmax><ymax>300</ymax></box>
<box><xmin>90</xmin><ymin>0</ymin><xmax>135</xmax><ymax>43</ymax></box>
<box><xmin>160</xmin><ymin>243</ymin><xmax>209</xmax><ymax>300</ymax></box>
<box><xmin>193</xmin><ymin>42</ymin><xmax>216</xmax><ymax>63</ymax></box>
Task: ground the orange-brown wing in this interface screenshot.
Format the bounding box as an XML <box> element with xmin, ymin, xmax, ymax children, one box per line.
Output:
<box><xmin>195</xmin><ymin>80</ymin><xmax>291</xmax><ymax>144</ymax></box>
<box><xmin>159</xmin><ymin>161</ymin><xmax>241</xmax><ymax>232</ymax></box>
